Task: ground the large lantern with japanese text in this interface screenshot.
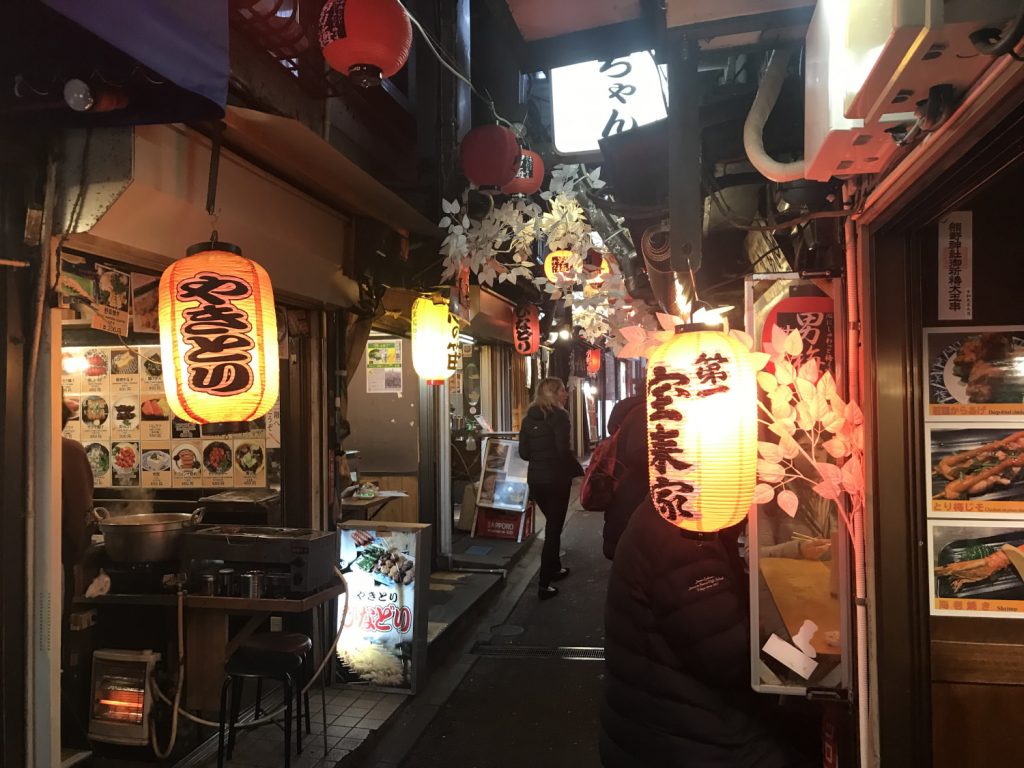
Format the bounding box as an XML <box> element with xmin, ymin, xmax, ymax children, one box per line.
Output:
<box><xmin>586</xmin><ymin>348</ymin><xmax>602</xmax><ymax>376</ymax></box>
<box><xmin>411</xmin><ymin>297</ymin><xmax>460</xmax><ymax>385</ymax></box>
<box><xmin>501</xmin><ymin>150</ymin><xmax>545</xmax><ymax>196</ymax></box>
<box><xmin>318</xmin><ymin>0</ymin><xmax>413</xmax><ymax>87</ymax></box>
<box><xmin>646</xmin><ymin>329</ymin><xmax>757</xmax><ymax>533</ymax></box>
<box><xmin>512</xmin><ymin>304</ymin><xmax>540</xmax><ymax>355</ymax></box>
<box><xmin>544</xmin><ymin>250</ymin><xmax>575</xmax><ymax>282</ymax></box>
<box><xmin>460</xmin><ymin>125</ymin><xmax>521</xmax><ymax>189</ymax></box>
<box><xmin>159</xmin><ymin>241</ymin><xmax>279</xmax><ymax>424</ymax></box>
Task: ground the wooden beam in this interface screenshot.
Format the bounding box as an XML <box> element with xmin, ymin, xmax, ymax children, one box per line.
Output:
<box><xmin>523</xmin><ymin>19</ymin><xmax>656</xmax><ymax>72</ymax></box>
<box><xmin>666</xmin><ymin>0</ymin><xmax>813</xmax><ymax>28</ymax></box>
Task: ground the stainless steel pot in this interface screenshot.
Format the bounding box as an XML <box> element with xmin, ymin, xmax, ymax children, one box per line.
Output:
<box><xmin>95</xmin><ymin>508</ymin><xmax>204</xmax><ymax>562</ymax></box>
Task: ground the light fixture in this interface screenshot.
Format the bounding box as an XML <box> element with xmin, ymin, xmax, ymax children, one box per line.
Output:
<box><xmin>319</xmin><ymin>0</ymin><xmax>413</xmax><ymax>87</ymax></box>
<box><xmin>411</xmin><ymin>297</ymin><xmax>460</xmax><ymax>385</ymax></box>
<box><xmin>63</xmin><ymin>78</ymin><xmax>128</xmax><ymax>113</ymax></box>
<box><xmin>544</xmin><ymin>250</ymin><xmax>575</xmax><ymax>283</ymax></box>
<box><xmin>512</xmin><ymin>304</ymin><xmax>540</xmax><ymax>355</ymax></box>
<box><xmin>558</xmin><ymin>327</ymin><xmax>571</xmax><ymax>341</ymax></box>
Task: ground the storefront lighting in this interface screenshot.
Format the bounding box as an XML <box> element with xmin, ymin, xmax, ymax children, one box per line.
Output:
<box><xmin>458</xmin><ymin>333</ymin><xmax>476</xmax><ymax>345</ymax></box>
<box><xmin>544</xmin><ymin>250</ymin><xmax>575</xmax><ymax>283</ymax></box>
<box><xmin>558</xmin><ymin>327</ymin><xmax>571</xmax><ymax>341</ymax></box>
<box><xmin>318</xmin><ymin>0</ymin><xmax>413</xmax><ymax>87</ymax></box>
<box><xmin>586</xmin><ymin>348</ymin><xmax>602</xmax><ymax>376</ymax></box>
<box><xmin>583</xmin><ymin>381</ymin><xmax>594</xmax><ymax>398</ymax></box>
<box><xmin>512</xmin><ymin>304</ymin><xmax>540</xmax><ymax>355</ymax></box>
<box><xmin>411</xmin><ymin>296</ymin><xmax>460</xmax><ymax>385</ymax></box>
<box><xmin>646</xmin><ymin>328</ymin><xmax>757</xmax><ymax>534</ymax></box>
<box><xmin>500</xmin><ymin>149</ymin><xmax>545</xmax><ymax>196</ymax></box>
<box><xmin>158</xmin><ymin>240</ymin><xmax>279</xmax><ymax>424</ymax></box>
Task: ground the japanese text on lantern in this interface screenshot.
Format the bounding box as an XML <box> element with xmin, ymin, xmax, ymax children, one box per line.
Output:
<box><xmin>513</xmin><ymin>305</ymin><xmax>538</xmax><ymax>355</ymax></box>
<box><xmin>446</xmin><ymin>314</ymin><xmax>460</xmax><ymax>373</ymax></box>
<box><xmin>549</xmin><ymin>253</ymin><xmax>572</xmax><ymax>276</ymax></box>
<box><xmin>176</xmin><ymin>272</ymin><xmax>255</xmax><ymax>396</ymax></box>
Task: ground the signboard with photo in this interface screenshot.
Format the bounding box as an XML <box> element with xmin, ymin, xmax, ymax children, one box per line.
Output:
<box><xmin>336</xmin><ymin>522</ymin><xmax>430</xmax><ymax>693</ymax></box>
<box><xmin>365</xmin><ymin>339</ymin><xmax>403</xmax><ymax>394</ymax></box>
<box><xmin>929</xmin><ymin>519</ymin><xmax>1024</xmax><ymax>618</ymax></box>
<box><xmin>476</xmin><ymin>437</ymin><xmax>530</xmax><ymax>512</ymax></box>
<box><xmin>925</xmin><ymin>326</ymin><xmax>1024</xmax><ymax>419</ymax></box>
<box><xmin>927</xmin><ymin>425</ymin><xmax>1024</xmax><ymax>516</ymax></box>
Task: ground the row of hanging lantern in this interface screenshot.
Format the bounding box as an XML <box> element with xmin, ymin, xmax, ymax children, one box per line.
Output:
<box><xmin>460</xmin><ymin>124</ymin><xmax>545</xmax><ymax>196</ymax></box>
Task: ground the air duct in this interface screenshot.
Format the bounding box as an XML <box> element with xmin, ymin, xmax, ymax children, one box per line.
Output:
<box><xmin>744</xmin><ymin>49</ymin><xmax>806</xmax><ymax>182</ymax></box>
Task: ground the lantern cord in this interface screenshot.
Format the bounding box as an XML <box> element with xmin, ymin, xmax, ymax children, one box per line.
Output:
<box><xmin>394</xmin><ymin>0</ymin><xmax>516</xmax><ymax>130</ymax></box>
<box><xmin>205</xmin><ymin>121</ymin><xmax>224</xmax><ymax>236</ymax></box>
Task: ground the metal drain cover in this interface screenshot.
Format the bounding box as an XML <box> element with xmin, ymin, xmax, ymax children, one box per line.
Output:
<box><xmin>471</xmin><ymin>643</ymin><xmax>604</xmax><ymax>661</ymax></box>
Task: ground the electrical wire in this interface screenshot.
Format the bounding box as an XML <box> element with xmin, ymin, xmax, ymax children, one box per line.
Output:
<box><xmin>970</xmin><ymin>2</ymin><xmax>1024</xmax><ymax>57</ymax></box>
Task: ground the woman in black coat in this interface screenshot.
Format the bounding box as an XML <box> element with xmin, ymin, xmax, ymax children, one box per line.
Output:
<box><xmin>518</xmin><ymin>377</ymin><xmax>583</xmax><ymax>600</ymax></box>
<box><xmin>601</xmin><ymin>498</ymin><xmax>808</xmax><ymax>768</ymax></box>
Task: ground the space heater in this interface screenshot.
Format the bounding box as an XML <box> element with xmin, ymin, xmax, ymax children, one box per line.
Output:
<box><xmin>88</xmin><ymin>649</ymin><xmax>161</xmax><ymax>746</ymax></box>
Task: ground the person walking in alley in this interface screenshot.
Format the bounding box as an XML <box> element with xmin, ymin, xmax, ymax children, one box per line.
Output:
<box><xmin>600</xmin><ymin>393</ymin><xmax>648</xmax><ymax>560</ymax></box>
<box><xmin>600</xmin><ymin>497</ymin><xmax>811</xmax><ymax>768</ymax></box>
<box><xmin>518</xmin><ymin>377</ymin><xmax>584</xmax><ymax>600</ymax></box>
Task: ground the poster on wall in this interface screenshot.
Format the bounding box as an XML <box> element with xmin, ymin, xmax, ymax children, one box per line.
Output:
<box><xmin>336</xmin><ymin>522</ymin><xmax>430</xmax><ymax>692</ymax></box>
<box><xmin>927</xmin><ymin>425</ymin><xmax>1024</xmax><ymax>516</ymax></box>
<box><xmin>924</xmin><ymin>326</ymin><xmax>1024</xmax><ymax>419</ymax></box>
<box><xmin>761</xmin><ymin>293</ymin><xmax>836</xmax><ymax>373</ymax></box>
<box><xmin>91</xmin><ymin>265</ymin><xmax>131</xmax><ymax>335</ymax></box>
<box><xmin>929</xmin><ymin>519</ymin><xmax>1024</xmax><ymax>618</ymax></box>
<box><xmin>131</xmin><ymin>273</ymin><xmax>160</xmax><ymax>333</ymax></box>
<box><xmin>937</xmin><ymin>211</ymin><xmax>973</xmax><ymax>321</ymax></box>
<box><xmin>365</xmin><ymin>339</ymin><xmax>403</xmax><ymax>394</ymax></box>
<box><xmin>476</xmin><ymin>437</ymin><xmax>530</xmax><ymax>512</ymax></box>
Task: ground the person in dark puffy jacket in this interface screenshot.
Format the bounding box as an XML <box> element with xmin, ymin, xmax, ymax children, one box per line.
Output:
<box><xmin>518</xmin><ymin>377</ymin><xmax>584</xmax><ymax>600</ymax></box>
<box><xmin>601</xmin><ymin>394</ymin><xmax>647</xmax><ymax>560</ymax></box>
<box><xmin>601</xmin><ymin>498</ymin><xmax>808</xmax><ymax>768</ymax></box>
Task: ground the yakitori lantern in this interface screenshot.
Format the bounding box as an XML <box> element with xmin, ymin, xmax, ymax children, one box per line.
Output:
<box><xmin>318</xmin><ymin>0</ymin><xmax>413</xmax><ymax>87</ymax></box>
<box><xmin>646</xmin><ymin>329</ymin><xmax>757</xmax><ymax>534</ymax></box>
<box><xmin>512</xmin><ymin>304</ymin><xmax>540</xmax><ymax>355</ymax></box>
<box><xmin>460</xmin><ymin>125</ymin><xmax>521</xmax><ymax>189</ymax></box>
<box><xmin>544</xmin><ymin>250</ymin><xmax>575</xmax><ymax>282</ymax></box>
<box><xmin>586</xmin><ymin>348</ymin><xmax>602</xmax><ymax>376</ymax></box>
<box><xmin>159</xmin><ymin>241</ymin><xmax>279</xmax><ymax>424</ymax></box>
<box><xmin>411</xmin><ymin>297</ymin><xmax>460</xmax><ymax>385</ymax></box>
<box><xmin>501</xmin><ymin>150</ymin><xmax>545</xmax><ymax>196</ymax></box>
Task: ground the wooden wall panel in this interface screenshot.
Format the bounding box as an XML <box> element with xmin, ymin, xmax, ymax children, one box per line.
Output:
<box><xmin>933</xmin><ymin>683</ymin><xmax>1024</xmax><ymax>768</ymax></box>
<box><xmin>360</xmin><ymin>473</ymin><xmax>419</xmax><ymax>524</ymax></box>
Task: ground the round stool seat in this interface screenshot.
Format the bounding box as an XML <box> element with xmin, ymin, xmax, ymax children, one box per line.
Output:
<box><xmin>226</xmin><ymin>650</ymin><xmax>303</xmax><ymax>678</ymax></box>
<box><xmin>241</xmin><ymin>632</ymin><xmax>312</xmax><ymax>656</ymax></box>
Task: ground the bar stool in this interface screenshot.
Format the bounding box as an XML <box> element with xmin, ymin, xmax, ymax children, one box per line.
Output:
<box><xmin>244</xmin><ymin>632</ymin><xmax>327</xmax><ymax>746</ymax></box>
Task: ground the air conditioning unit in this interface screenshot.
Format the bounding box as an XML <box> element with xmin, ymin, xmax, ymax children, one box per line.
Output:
<box><xmin>804</xmin><ymin>0</ymin><xmax>1020</xmax><ymax>181</ymax></box>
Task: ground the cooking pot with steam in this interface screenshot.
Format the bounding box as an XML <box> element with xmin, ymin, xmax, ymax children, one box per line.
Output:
<box><xmin>94</xmin><ymin>507</ymin><xmax>204</xmax><ymax>562</ymax></box>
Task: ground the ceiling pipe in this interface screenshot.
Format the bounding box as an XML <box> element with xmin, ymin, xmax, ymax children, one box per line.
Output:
<box><xmin>743</xmin><ymin>48</ymin><xmax>806</xmax><ymax>182</ymax></box>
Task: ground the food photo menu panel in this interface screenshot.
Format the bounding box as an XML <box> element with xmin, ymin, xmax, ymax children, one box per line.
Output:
<box><xmin>63</xmin><ymin>344</ymin><xmax>278</xmax><ymax>489</ymax></box>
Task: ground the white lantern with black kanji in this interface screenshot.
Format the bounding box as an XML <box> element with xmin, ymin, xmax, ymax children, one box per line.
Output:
<box><xmin>646</xmin><ymin>328</ymin><xmax>757</xmax><ymax>533</ymax></box>
<box><xmin>411</xmin><ymin>297</ymin><xmax>460</xmax><ymax>385</ymax></box>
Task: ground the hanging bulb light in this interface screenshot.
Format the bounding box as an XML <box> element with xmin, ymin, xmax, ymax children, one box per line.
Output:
<box><xmin>645</xmin><ymin>328</ymin><xmax>757</xmax><ymax>534</ymax></box>
<box><xmin>318</xmin><ymin>0</ymin><xmax>413</xmax><ymax>87</ymax></box>
<box><xmin>411</xmin><ymin>297</ymin><xmax>460</xmax><ymax>385</ymax></box>
<box><xmin>159</xmin><ymin>240</ymin><xmax>279</xmax><ymax>424</ymax></box>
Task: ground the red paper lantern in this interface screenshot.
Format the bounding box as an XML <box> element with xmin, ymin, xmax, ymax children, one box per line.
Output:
<box><xmin>586</xmin><ymin>348</ymin><xmax>602</xmax><ymax>376</ymax></box>
<box><xmin>501</xmin><ymin>150</ymin><xmax>545</xmax><ymax>196</ymax></box>
<box><xmin>460</xmin><ymin>125</ymin><xmax>521</xmax><ymax>189</ymax></box>
<box><xmin>512</xmin><ymin>304</ymin><xmax>540</xmax><ymax>355</ymax></box>
<box><xmin>318</xmin><ymin>0</ymin><xmax>413</xmax><ymax>87</ymax></box>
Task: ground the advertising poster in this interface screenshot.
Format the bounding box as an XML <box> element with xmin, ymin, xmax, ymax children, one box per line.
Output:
<box><xmin>58</xmin><ymin>252</ymin><xmax>97</xmax><ymax>308</ymax></box>
<box><xmin>365</xmin><ymin>339</ymin><xmax>403</xmax><ymax>394</ymax></box>
<box><xmin>61</xmin><ymin>347</ymin><xmax>85</xmax><ymax>393</ymax></box>
<box><xmin>234</xmin><ymin>439</ymin><xmax>267</xmax><ymax>487</ymax></box>
<box><xmin>91</xmin><ymin>265</ymin><xmax>131</xmax><ymax>335</ymax></box>
<box><xmin>84</xmin><ymin>441</ymin><xmax>112</xmax><ymax>488</ymax></box>
<box><xmin>927</xmin><ymin>425</ymin><xmax>1024</xmax><ymax>516</ymax></box>
<box><xmin>140</xmin><ymin>444</ymin><xmax>173</xmax><ymax>489</ymax></box>
<box><xmin>62</xmin><ymin>394</ymin><xmax>81</xmax><ymax>441</ymax></box>
<box><xmin>110</xmin><ymin>441</ymin><xmax>141</xmax><ymax>487</ymax></box>
<box><xmin>131</xmin><ymin>273</ymin><xmax>160</xmax><ymax>333</ymax></box>
<box><xmin>336</xmin><ymin>522</ymin><xmax>430</xmax><ymax>692</ymax></box>
<box><xmin>937</xmin><ymin>211</ymin><xmax>973</xmax><ymax>321</ymax></box>
<box><xmin>109</xmin><ymin>348</ymin><xmax>140</xmax><ymax>394</ymax></box>
<box><xmin>202</xmin><ymin>439</ymin><xmax>233</xmax><ymax>488</ymax></box>
<box><xmin>80</xmin><ymin>394</ymin><xmax>111</xmax><ymax>441</ymax></box>
<box><xmin>925</xmin><ymin>326</ymin><xmax>1024</xmax><ymax>419</ymax></box>
<box><xmin>930</xmin><ymin>520</ymin><xmax>1024</xmax><ymax>618</ymax></box>
<box><xmin>81</xmin><ymin>348</ymin><xmax>109</xmax><ymax>393</ymax></box>
<box><xmin>476</xmin><ymin>437</ymin><xmax>530</xmax><ymax>512</ymax></box>
<box><xmin>140</xmin><ymin>393</ymin><xmax>172</xmax><ymax>441</ymax></box>
<box><xmin>171</xmin><ymin>442</ymin><xmax>202</xmax><ymax>488</ymax></box>
<box><xmin>139</xmin><ymin>347</ymin><xmax>163</xmax><ymax>390</ymax></box>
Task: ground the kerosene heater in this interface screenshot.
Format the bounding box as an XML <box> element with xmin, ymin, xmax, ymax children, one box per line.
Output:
<box><xmin>88</xmin><ymin>649</ymin><xmax>161</xmax><ymax>746</ymax></box>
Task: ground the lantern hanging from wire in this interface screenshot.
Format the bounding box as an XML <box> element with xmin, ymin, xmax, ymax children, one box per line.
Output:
<box><xmin>159</xmin><ymin>241</ymin><xmax>279</xmax><ymax>424</ymax></box>
<box><xmin>646</xmin><ymin>328</ymin><xmax>757</xmax><ymax>534</ymax></box>
<box><xmin>586</xmin><ymin>348</ymin><xmax>602</xmax><ymax>376</ymax></box>
<box><xmin>318</xmin><ymin>0</ymin><xmax>413</xmax><ymax>87</ymax></box>
<box><xmin>411</xmin><ymin>296</ymin><xmax>460</xmax><ymax>385</ymax></box>
<box><xmin>460</xmin><ymin>124</ymin><xmax>521</xmax><ymax>189</ymax></box>
<box><xmin>512</xmin><ymin>304</ymin><xmax>540</xmax><ymax>356</ymax></box>
<box><xmin>543</xmin><ymin>250</ymin><xmax>575</xmax><ymax>283</ymax></box>
<box><xmin>501</xmin><ymin>149</ymin><xmax>545</xmax><ymax>196</ymax></box>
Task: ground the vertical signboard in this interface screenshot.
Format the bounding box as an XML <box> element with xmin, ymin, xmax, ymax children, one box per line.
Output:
<box><xmin>336</xmin><ymin>522</ymin><xmax>431</xmax><ymax>693</ymax></box>
<box><xmin>938</xmin><ymin>211</ymin><xmax>973</xmax><ymax>321</ymax></box>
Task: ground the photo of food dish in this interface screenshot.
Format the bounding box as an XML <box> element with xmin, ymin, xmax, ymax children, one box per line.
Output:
<box><xmin>63</xmin><ymin>396</ymin><xmax>81</xmax><ymax>422</ymax></box>
<box><xmin>140</xmin><ymin>396</ymin><xmax>171</xmax><ymax>420</ymax></box>
<box><xmin>932</xmin><ymin>524</ymin><xmax>1024</xmax><ymax>601</ymax></box>
<box><xmin>927</xmin><ymin>328</ymin><xmax>1024</xmax><ymax>413</ymax></box>
<box><xmin>112</xmin><ymin>442</ymin><xmax>139</xmax><ymax>474</ymax></box>
<box><xmin>84</xmin><ymin>443</ymin><xmax>109</xmax><ymax>476</ymax></box>
<box><xmin>112</xmin><ymin>397</ymin><xmax>139</xmax><ymax>431</ymax></box>
<box><xmin>131</xmin><ymin>274</ymin><xmax>160</xmax><ymax>333</ymax></box>
<box><xmin>81</xmin><ymin>395</ymin><xmax>109</xmax><ymax>427</ymax></box>
<box><xmin>929</xmin><ymin>427</ymin><xmax>1024</xmax><ymax>511</ymax></box>
<box><xmin>203</xmin><ymin>441</ymin><xmax>232</xmax><ymax>474</ymax></box>
<box><xmin>96</xmin><ymin>266</ymin><xmax>129</xmax><ymax>311</ymax></box>
<box><xmin>353</xmin><ymin>539</ymin><xmax>416</xmax><ymax>586</ymax></box>
<box><xmin>141</xmin><ymin>450</ymin><xmax>171</xmax><ymax>472</ymax></box>
<box><xmin>235</xmin><ymin>442</ymin><xmax>264</xmax><ymax>474</ymax></box>
<box><xmin>173</xmin><ymin>445</ymin><xmax>200</xmax><ymax>473</ymax></box>
<box><xmin>110</xmin><ymin>349</ymin><xmax>138</xmax><ymax>375</ymax></box>
<box><xmin>143</xmin><ymin>351</ymin><xmax>162</xmax><ymax>378</ymax></box>
<box><xmin>83</xmin><ymin>349</ymin><xmax>108</xmax><ymax>378</ymax></box>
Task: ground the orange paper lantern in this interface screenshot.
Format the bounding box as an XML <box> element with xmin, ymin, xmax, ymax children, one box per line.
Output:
<box><xmin>586</xmin><ymin>348</ymin><xmax>602</xmax><ymax>376</ymax></box>
<box><xmin>646</xmin><ymin>329</ymin><xmax>757</xmax><ymax>533</ymax></box>
<box><xmin>411</xmin><ymin>297</ymin><xmax>460</xmax><ymax>385</ymax></box>
<box><xmin>544</xmin><ymin>250</ymin><xmax>575</xmax><ymax>282</ymax></box>
<box><xmin>512</xmin><ymin>304</ymin><xmax>540</xmax><ymax>355</ymax></box>
<box><xmin>501</xmin><ymin>150</ymin><xmax>545</xmax><ymax>196</ymax></box>
<box><xmin>159</xmin><ymin>242</ymin><xmax>279</xmax><ymax>424</ymax></box>
<box><xmin>318</xmin><ymin>0</ymin><xmax>413</xmax><ymax>87</ymax></box>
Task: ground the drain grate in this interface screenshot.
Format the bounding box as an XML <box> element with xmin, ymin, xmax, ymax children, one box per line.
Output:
<box><xmin>471</xmin><ymin>643</ymin><xmax>604</xmax><ymax>661</ymax></box>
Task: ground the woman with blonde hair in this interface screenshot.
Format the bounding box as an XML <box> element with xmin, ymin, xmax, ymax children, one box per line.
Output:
<box><xmin>518</xmin><ymin>377</ymin><xmax>584</xmax><ymax>599</ymax></box>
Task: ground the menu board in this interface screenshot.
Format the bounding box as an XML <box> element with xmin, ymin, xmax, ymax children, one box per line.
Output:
<box><xmin>476</xmin><ymin>437</ymin><xmax>530</xmax><ymax>512</ymax></box>
<box><xmin>62</xmin><ymin>344</ymin><xmax>277</xmax><ymax>489</ymax></box>
<box><xmin>924</xmin><ymin>325</ymin><xmax>1024</xmax><ymax>618</ymax></box>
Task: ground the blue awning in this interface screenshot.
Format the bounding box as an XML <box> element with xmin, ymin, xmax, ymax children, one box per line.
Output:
<box><xmin>42</xmin><ymin>0</ymin><xmax>228</xmax><ymax>117</ymax></box>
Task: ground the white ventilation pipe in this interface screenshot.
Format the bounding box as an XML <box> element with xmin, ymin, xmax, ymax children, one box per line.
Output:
<box><xmin>743</xmin><ymin>49</ymin><xmax>806</xmax><ymax>182</ymax></box>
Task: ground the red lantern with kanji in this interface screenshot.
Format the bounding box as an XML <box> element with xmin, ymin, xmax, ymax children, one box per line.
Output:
<box><xmin>460</xmin><ymin>125</ymin><xmax>521</xmax><ymax>189</ymax></box>
<box><xmin>318</xmin><ymin>0</ymin><xmax>413</xmax><ymax>87</ymax></box>
<box><xmin>586</xmin><ymin>348</ymin><xmax>602</xmax><ymax>376</ymax></box>
<box><xmin>501</xmin><ymin>150</ymin><xmax>545</xmax><ymax>196</ymax></box>
<box><xmin>646</xmin><ymin>329</ymin><xmax>757</xmax><ymax>534</ymax></box>
<box><xmin>512</xmin><ymin>304</ymin><xmax>540</xmax><ymax>355</ymax></box>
